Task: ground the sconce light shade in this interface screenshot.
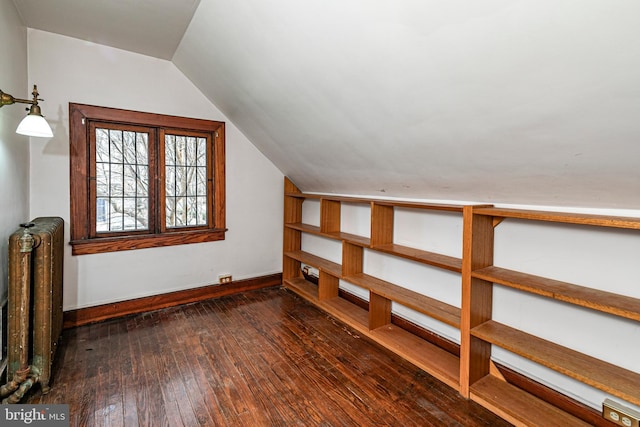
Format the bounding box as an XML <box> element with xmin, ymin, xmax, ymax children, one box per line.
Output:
<box><xmin>16</xmin><ymin>111</ymin><xmax>54</xmax><ymax>137</ymax></box>
<box><xmin>0</xmin><ymin>85</ymin><xmax>53</xmax><ymax>138</ymax></box>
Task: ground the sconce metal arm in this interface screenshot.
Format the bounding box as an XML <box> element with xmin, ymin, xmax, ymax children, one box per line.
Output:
<box><xmin>0</xmin><ymin>85</ymin><xmax>44</xmax><ymax>109</ymax></box>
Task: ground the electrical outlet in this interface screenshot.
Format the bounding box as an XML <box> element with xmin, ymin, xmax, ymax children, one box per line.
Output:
<box><xmin>218</xmin><ymin>274</ymin><xmax>232</xmax><ymax>284</ymax></box>
<box><xmin>603</xmin><ymin>399</ymin><xmax>640</xmax><ymax>427</ymax></box>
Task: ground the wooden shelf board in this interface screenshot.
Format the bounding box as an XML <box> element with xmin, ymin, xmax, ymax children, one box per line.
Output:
<box><xmin>284</xmin><ymin>192</ymin><xmax>322</xmax><ymax>199</ymax></box>
<box><xmin>284</xmin><ymin>250</ymin><xmax>342</xmax><ymax>277</ymax></box>
<box><xmin>284</xmin><ymin>280</ymin><xmax>368</xmax><ymax>329</ymax></box>
<box><xmin>474</xmin><ymin>207</ymin><xmax>640</xmax><ymax>230</ymax></box>
<box><xmin>471</xmin><ymin>320</ymin><xmax>640</xmax><ymax>406</ymax></box>
<box><xmin>321</xmin><ymin>297</ymin><xmax>369</xmax><ymax>329</ymax></box>
<box><xmin>371</xmin><ymin>324</ymin><xmax>460</xmax><ymax>390</ymax></box>
<box><xmin>345</xmin><ymin>273</ymin><xmax>461</xmax><ymax>328</ymax></box>
<box><xmin>286</xmin><ymin>191</ymin><xmax>467</xmax><ymax>212</ymax></box>
<box><xmin>325</xmin><ymin>231</ymin><xmax>371</xmax><ymax>247</ymax></box>
<box><xmin>285</xmin><ymin>223</ymin><xmax>371</xmax><ymax>247</ymax></box>
<box><xmin>470</xmin><ymin>374</ymin><xmax>592</xmax><ymax>427</ymax></box>
<box><xmin>372</xmin><ymin>243</ymin><xmax>462</xmax><ymax>272</ymax></box>
<box><xmin>374</xmin><ymin>200</ymin><xmax>464</xmax><ymax>212</ymax></box>
<box><xmin>472</xmin><ymin>266</ymin><xmax>640</xmax><ymax>322</ymax></box>
<box><xmin>285</xmin><ymin>222</ymin><xmax>323</xmax><ymax>235</ymax></box>
<box><xmin>283</xmin><ymin>277</ymin><xmax>319</xmax><ymax>302</ymax></box>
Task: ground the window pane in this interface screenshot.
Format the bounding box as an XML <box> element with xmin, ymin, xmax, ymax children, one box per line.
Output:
<box><xmin>175</xmin><ymin>166</ymin><xmax>187</xmax><ymax>197</ymax></box>
<box><xmin>197</xmin><ymin>196</ymin><xmax>207</xmax><ymax>224</ymax></box>
<box><xmin>123</xmin><ymin>165</ymin><xmax>137</xmax><ymax>196</ymax></box>
<box><xmin>137</xmin><ymin>166</ymin><xmax>148</xmax><ymax>197</ymax></box>
<box><xmin>109</xmin><ymin>198</ymin><xmax>124</xmax><ymax>231</ymax></box>
<box><xmin>196</xmin><ymin>137</ymin><xmax>206</xmax><ymax>167</ymax></box>
<box><xmin>165</xmin><ymin>133</ymin><xmax>209</xmax><ymax>228</ymax></box>
<box><xmin>196</xmin><ymin>167</ymin><xmax>206</xmax><ymax>195</ymax></box>
<box><xmin>94</xmin><ymin>127</ymin><xmax>150</xmax><ymax>233</ymax></box>
<box><xmin>123</xmin><ymin>131</ymin><xmax>136</xmax><ymax>164</ymax></box>
<box><xmin>109</xmin><ymin>130</ymin><xmax>123</xmax><ymax>163</ymax></box>
<box><xmin>166</xmin><ymin>197</ymin><xmax>176</xmax><ymax>227</ymax></box>
<box><xmin>175</xmin><ymin>197</ymin><xmax>186</xmax><ymax>226</ymax></box>
<box><xmin>165</xmin><ymin>134</ymin><xmax>175</xmax><ymax>165</ymax></box>
<box><xmin>186</xmin><ymin>136</ymin><xmax>197</xmax><ymax>165</ymax></box>
<box><xmin>96</xmin><ymin>163</ymin><xmax>109</xmax><ymax>197</ymax></box>
<box><xmin>136</xmin><ymin>133</ymin><xmax>148</xmax><ymax>164</ymax></box>
<box><xmin>186</xmin><ymin>196</ymin><xmax>197</xmax><ymax>225</ymax></box>
<box><xmin>123</xmin><ymin>198</ymin><xmax>137</xmax><ymax>230</ymax></box>
<box><xmin>96</xmin><ymin>129</ymin><xmax>109</xmax><ymax>163</ymax></box>
<box><xmin>96</xmin><ymin>198</ymin><xmax>109</xmax><ymax>231</ymax></box>
<box><xmin>136</xmin><ymin>198</ymin><xmax>149</xmax><ymax>229</ymax></box>
<box><xmin>165</xmin><ymin>166</ymin><xmax>175</xmax><ymax>196</ymax></box>
<box><xmin>187</xmin><ymin>168</ymin><xmax>197</xmax><ymax>196</ymax></box>
<box><xmin>110</xmin><ymin>164</ymin><xmax>123</xmax><ymax>197</ymax></box>
<box><xmin>175</xmin><ymin>136</ymin><xmax>186</xmax><ymax>166</ymax></box>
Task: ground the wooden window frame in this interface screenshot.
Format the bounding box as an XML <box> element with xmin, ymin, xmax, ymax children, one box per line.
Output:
<box><xmin>69</xmin><ymin>103</ymin><xmax>226</xmax><ymax>255</ymax></box>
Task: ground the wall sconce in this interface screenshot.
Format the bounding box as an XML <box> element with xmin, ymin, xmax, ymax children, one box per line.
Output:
<box><xmin>0</xmin><ymin>85</ymin><xmax>53</xmax><ymax>138</ymax></box>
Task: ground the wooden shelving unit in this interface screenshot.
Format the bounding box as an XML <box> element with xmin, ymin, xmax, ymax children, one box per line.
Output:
<box><xmin>461</xmin><ymin>205</ymin><xmax>640</xmax><ymax>426</ymax></box>
<box><xmin>282</xmin><ymin>177</ymin><xmax>465</xmax><ymax>391</ymax></box>
<box><xmin>283</xmin><ymin>178</ymin><xmax>640</xmax><ymax>426</ymax></box>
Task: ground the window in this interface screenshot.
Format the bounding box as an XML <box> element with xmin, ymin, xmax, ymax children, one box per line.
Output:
<box><xmin>69</xmin><ymin>104</ymin><xmax>225</xmax><ymax>255</ymax></box>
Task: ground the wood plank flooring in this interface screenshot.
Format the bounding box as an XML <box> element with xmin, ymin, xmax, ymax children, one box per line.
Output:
<box><xmin>27</xmin><ymin>287</ymin><xmax>511</xmax><ymax>426</ymax></box>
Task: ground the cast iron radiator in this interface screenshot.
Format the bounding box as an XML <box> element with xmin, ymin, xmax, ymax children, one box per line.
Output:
<box><xmin>1</xmin><ymin>217</ymin><xmax>64</xmax><ymax>403</ymax></box>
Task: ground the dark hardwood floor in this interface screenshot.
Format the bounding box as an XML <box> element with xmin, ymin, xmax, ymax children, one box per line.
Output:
<box><xmin>27</xmin><ymin>287</ymin><xmax>511</xmax><ymax>426</ymax></box>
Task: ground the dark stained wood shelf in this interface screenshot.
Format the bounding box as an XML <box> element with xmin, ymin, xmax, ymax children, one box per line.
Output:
<box><xmin>372</xmin><ymin>243</ymin><xmax>462</xmax><ymax>272</ymax></box>
<box><xmin>474</xmin><ymin>207</ymin><xmax>640</xmax><ymax>230</ymax></box>
<box><xmin>345</xmin><ymin>272</ymin><xmax>461</xmax><ymax>328</ymax></box>
<box><xmin>470</xmin><ymin>375</ymin><xmax>592</xmax><ymax>427</ymax></box>
<box><xmin>284</xmin><ymin>250</ymin><xmax>342</xmax><ymax>277</ymax></box>
<box><xmin>471</xmin><ymin>320</ymin><xmax>640</xmax><ymax>406</ymax></box>
<box><xmin>472</xmin><ymin>266</ymin><xmax>640</xmax><ymax>322</ymax></box>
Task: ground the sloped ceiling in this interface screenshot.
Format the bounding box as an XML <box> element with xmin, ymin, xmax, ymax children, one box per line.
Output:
<box><xmin>13</xmin><ymin>0</ymin><xmax>200</xmax><ymax>60</ymax></box>
<box><xmin>15</xmin><ymin>0</ymin><xmax>640</xmax><ymax>208</ymax></box>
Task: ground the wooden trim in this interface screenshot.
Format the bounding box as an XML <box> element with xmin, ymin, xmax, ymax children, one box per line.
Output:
<box><xmin>70</xmin><ymin>229</ymin><xmax>226</xmax><ymax>255</ymax></box>
<box><xmin>69</xmin><ymin>103</ymin><xmax>226</xmax><ymax>253</ymax></box>
<box><xmin>63</xmin><ymin>273</ymin><xmax>282</xmax><ymax>328</ymax></box>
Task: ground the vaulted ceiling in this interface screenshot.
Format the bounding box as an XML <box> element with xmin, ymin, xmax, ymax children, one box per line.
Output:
<box><xmin>14</xmin><ymin>0</ymin><xmax>640</xmax><ymax>209</ymax></box>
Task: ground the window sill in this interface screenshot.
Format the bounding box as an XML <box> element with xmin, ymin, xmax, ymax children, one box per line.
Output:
<box><xmin>70</xmin><ymin>229</ymin><xmax>226</xmax><ymax>255</ymax></box>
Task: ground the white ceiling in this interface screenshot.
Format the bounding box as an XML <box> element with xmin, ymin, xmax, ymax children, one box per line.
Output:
<box><xmin>13</xmin><ymin>0</ymin><xmax>200</xmax><ymax>60</ymax></box>
<box><xmin>13</xmin><ymin>0</ymin><xmax>640</xmax><ymax>209</ymax></box>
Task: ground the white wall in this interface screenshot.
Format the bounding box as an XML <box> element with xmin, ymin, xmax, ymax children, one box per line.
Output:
<box><xmin>300</xmin><ymin>195</ymin><xmax>640</xmax><ymax>411</ymax></box>
<box><xmin>0</xmin><ymin>2</ymin><xmax>29</xmax><ymax>310</ymax></box>
<box><xmin>27</xmin><ymin>29</ymin><xmax>284</xmax><ymax>310</ymax></box>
